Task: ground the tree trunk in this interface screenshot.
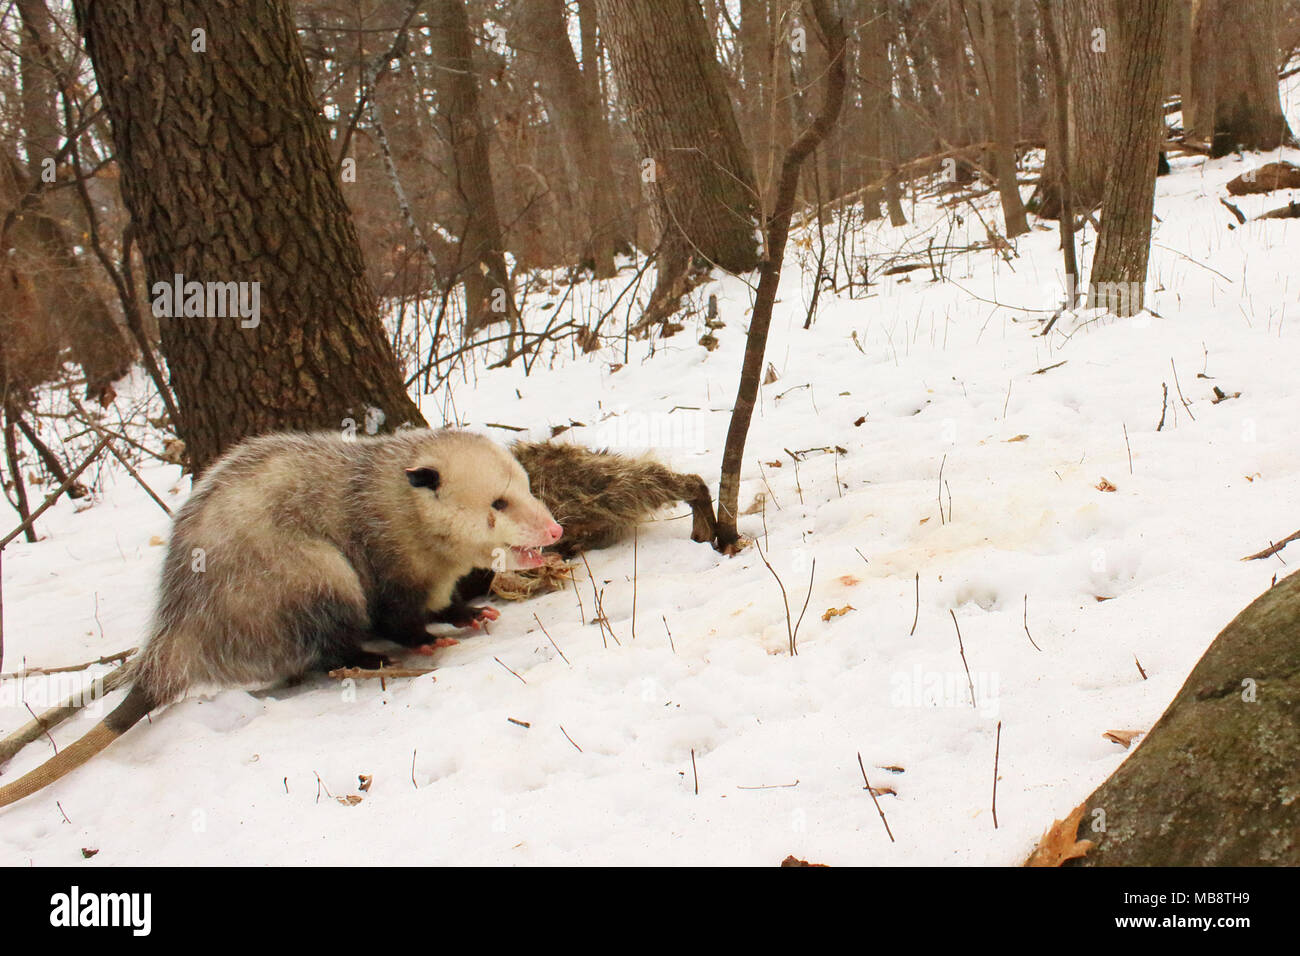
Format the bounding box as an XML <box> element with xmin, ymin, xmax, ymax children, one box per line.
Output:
<box><xmin>593</xmin><ymin>0</ymin><xmax>761</xmax><ymax>277</ymax></box>
<box><xmin>1088</xmin><ymin>0</ymin><xmax>1171</xmax><ymax>317</ymax></box>
<box><xmin>17</xmin><ymin>0</ymin><xmax>134</xmax><ymax>403</ymax></box>
<box><xmin>1068</xmin><ymin>569</ymin><xmax>1300</xmax><ymax>865</ymax></box>
<box><xmin>1190</xmin><ymin>0</ymin><xmax>1295</xmax><ymax>156</ymax></box>
<box><xmin>1037</xmin><ymin>0</ymin><xmax>1116</xmax><ymax>218</ymax></box>
<box><xmin>427</xmin><ymin>0</ymin><xmax>516</xmax><ymax>333</ymax></box>
<box><xmin>73</xmin><ymin>0</ymin><xmax>425</xmax><ymax>475</ymax></box>
<box><xmin>1036</xmin><ymin>0</ymin><xmax>1079</xmax><ymax>296</ymax></box>
<box><xmin>517</xmin><ymin>0</ymin><xmax>622</xmax><ymax>278</ymax></box>
<box><xmin>989</xmin><ymin>0</ymin><xmax>1030</xmax><ymax>237</ymax></box>
<box><xmin>715</xmin><ymin>3</ymin><xmax>846</xmax><ymax>552</ymax></box>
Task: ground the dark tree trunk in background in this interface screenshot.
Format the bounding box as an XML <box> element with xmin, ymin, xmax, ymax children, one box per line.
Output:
<box><xmin>593</xmin><ymin>0</ymin><xmax>761</xmax><ymax>279</ymax></box>
<box><xmin>1037</xmin><ymin>0</ymin><xmax>1116</xmax><ymax>219</ymax></box>
<box><xmin>517</xmin><ymin>0</ymin><xmax>621</xmax><ymax>278</ymax></box>
<box><xmin>73</xmin><ymin>0</ymin><xmax>425</xmax><ymax>475</ymax></box>
<box><xmin>17</xmin><ymin>0</ymin><xmax>134</xmax><ymax>403</ymax></box>
<box><xmin>1089</xmin><ymin>0</ymin><xmax>1171</xmax><ymax>316</ymax></box>
<box><xmin>427</xmin><ymin>0</ymin><xmax>515</xmax><ymax>333</ymax></box>
<box><xmin>1190</xmin><ymin>0</ymin><xmax>1295</xmax><ymax>156</ymax></box>
<box><xmin>988</xmin><ymin>0</ymin><xmax>1029</xmax><ymax>237</ymax></box>
<box><xmin>1037</xmin><ymin>0</ymin><xmax>1079</xmax><ymax>295</ymax></box>
<box><xmin>1069</xmin><ymin>570</ymin><xmax>1300</xmax><ymax>865</ymax></box>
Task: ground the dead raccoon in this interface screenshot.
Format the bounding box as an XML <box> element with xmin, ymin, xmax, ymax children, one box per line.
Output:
<box><xmin>0</xmin><ymin>428</ymin><xmax>560</xmax><ymax>809</ymax></box>
<box><xmin>456</xmin><ymin>441</ymin><xmax>718</xmax><ymax>601</ymax></box>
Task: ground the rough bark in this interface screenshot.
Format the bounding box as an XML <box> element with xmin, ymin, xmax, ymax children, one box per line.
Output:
<box><xmin>72</xmin><ymin>0</ymin><xmax>425</xmax><ymax>474</ymax></box>
<box><xmin>1070</xmin><ymin>570</ymin><xmax>1300</xmax><ymax>865</ymax></box>
<box><xmin>988</xmin><ymin>0</ymin><xmax>1030</xmax><ymax>237</ymax></box>
<box><xmin>1190</xmin><ymin>0</ymin><xmax>1295</xmax><ymax>156</ymax></box>
<box><xmin>593</xmin><ymin>0</ymin><xmax>761</xmax><ymax>275</ymax></box>
<box><xmin>716</xmin><ymin>2</ymin><xmax>846</xmax><ymax>552</ymax></box>
<box><xmin>427</xmin><ymin>0</ymin><xmax>515</xmax><ymax>333</ymax></box>
<box><xmin>1088</xmin><ymin>0</ymin><xmax>1171</xmax><ymax>316</ymax></box>
<box><xmin>1037</xmin><ymin>0</ymin><xmax>1116</xmax><ymax>218</ymax></box>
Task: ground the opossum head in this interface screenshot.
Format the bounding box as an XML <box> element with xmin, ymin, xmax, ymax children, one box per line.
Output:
<box><xmin>405</xmin><ymin>432</ymin><xmax>562</xmax><ymax>571</ymax></box>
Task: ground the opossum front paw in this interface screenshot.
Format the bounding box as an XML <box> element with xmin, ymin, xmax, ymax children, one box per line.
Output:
<box><xmin>428</xmin><ymin>603</ymin><xmax>500</xmax><ymax>630</ymax></box>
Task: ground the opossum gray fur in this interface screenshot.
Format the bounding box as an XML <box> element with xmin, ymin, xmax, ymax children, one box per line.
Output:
<box><xmin>0</xmin><ymin>428</ymin><xmax>560</xmax><ymax>808</ymax></box>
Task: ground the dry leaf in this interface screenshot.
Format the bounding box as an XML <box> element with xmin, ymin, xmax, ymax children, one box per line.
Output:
<box><xmin>1024</xmin><ymin>803</ymin><xmax>1095</xmax><ymax>866</ymax></box>
<box><xmin>1096</xmin><ymin>478</ymin><xmax>1117</xmax><ymax>492</ymax></box>
<box><xmin>765</xmin><ymin>460</ymin><xmax>783</xmax><ymax>468</ymax></box>
<box><xmin>1005</xmin><ymin>434</ymin><xmax>1029</xmax><ymax>442</ymax></box>
<box><xmin>821</xmin><ymin>605</ymin><xmax>855</xmax><ymax>621</ymax></box>
<box><xmin>837</xmin><ymin>575</ymin><xmax>859</xmax><ymax>587</ymax></box>
<box><xmin>336</xmin><ymin>795</ymin><xmax>364</xmax><ymax>807</ymax></box>
<box><xmin>853</xmin><ymin>415</ymin><xmax>867</xmax><ymax>427</ymax></box>
<box><xmin>149</xmin><ymin>535</ymin><xmax>166</xmax><ymax>546</ymax></box>
<box><xmin>763</xmin><ymin>363</ymin><xmax>780</xmax><ymax>385</ymax></box>
<box><xmin>919</xmin><ymin>516</ymin><xmax>931</xmax><ymax>525</ymax></box>
<box><xmin>81</xmin><ymin>848</ymin><xmax>99</xmax><ymax>859</ymax></box>
<box><xmin>780</xmin><ymin>855</ymin><xmax>829</xmax><ymax>867</ymax></box>
<box><xmin>357</xmin><ymin>774</ymin><xmax>373</xmax><ymax>792</ymax></box>
<box><xmin>1102</xmin><ymin>730</ymin><xmax>1142</xmax><ymax>749</ymax></box>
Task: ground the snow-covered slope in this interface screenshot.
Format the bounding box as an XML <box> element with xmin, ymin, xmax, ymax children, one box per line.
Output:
<box><xmin>3</xmin><ymin>115</ymin><xmax>1299</xmax><ymax>865</ymax></box>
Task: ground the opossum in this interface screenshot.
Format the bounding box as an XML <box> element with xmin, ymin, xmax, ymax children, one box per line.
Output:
<box><xmin>0</xmin><ymin>428</ymin><xmax>561</xmax><ymax>808</ymax></box>
<box><xmin>455</xmin><ymin>441</ymin><xmax>718</xmax><ymax>601</ymax></box>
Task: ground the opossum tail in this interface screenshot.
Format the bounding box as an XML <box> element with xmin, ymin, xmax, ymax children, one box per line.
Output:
<box><xmin>0</xmin><ymin>684</ymin><xmax>155</xmax><ymax>809</ymax></box>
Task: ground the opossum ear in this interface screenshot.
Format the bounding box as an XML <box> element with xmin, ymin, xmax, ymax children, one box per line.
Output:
<box><xmin>406</xmin><ymin>466</ymin><xmax>440</xmax><ymax>492</ymax></box>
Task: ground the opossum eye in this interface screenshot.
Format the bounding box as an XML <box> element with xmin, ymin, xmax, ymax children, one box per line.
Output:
<box><xmin>406</xmin><ymin>467</ymin><xmax>440</xmax><ymax>491</ymax></box>
<box><xmin>492</xmin><ymin>498</ymin><xmax>508</xmax><ymax>511</ymax></box>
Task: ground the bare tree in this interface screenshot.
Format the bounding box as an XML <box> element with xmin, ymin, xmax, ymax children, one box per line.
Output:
<box><xmin>1088</xmin><ymin>0</ymin><xmax>1172</xmax><ymax>316</ymax></box>
<box><xmin>1189</xmin><ymin>0</ymin><xmax>1296</xmax><ymax>155</ymax></box>
<box><xmin>73</xmin><ymin>0</ymin><xmax>425</xmax><ymax>474</ymax></box>
<box><xmin>716</xmin><ymin>2</ymin><xmax>847</xmax><ymax>552</ymax></box>
<box><xmin>593</xmin><ymin>0</ymin><xmax>762</xmax><ymax>312</ymax></box>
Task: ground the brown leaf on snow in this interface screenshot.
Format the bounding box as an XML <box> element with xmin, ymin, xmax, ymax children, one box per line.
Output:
<box><xmin>1024</xmin><ymin>803</ymin><xmax>1095</xmax><ymax>867</ymax></box>
<box><xmin>821</xmin><ymin>605</ymin><xmax>855</xmax><ymax>621</ymax></box>
<box><xmin>837</xmin><ymin>575</ymin><xmax>859</xmax><ymax>587</ymax></box>
<box><xmin>358</xmin><ymin>774</ymin><xmax>373</xmax><ymax>792</ymax></box>
<box><xmin>1096</xmin><ymin>478</ymin><xmax>1117</xmax><ymax>492</ymax></box>
<box><xmin>1004</xmin><ymin>434</ymin><xmax>1029</xmax><ymax>442</ymax></box>
<box><xmin>780</xmin><ymin>855</ymin><xmax>829</xmax><ymax>867</ymax></box>
<box><xmin>337</xmin><ymin>795</ymin><xmax>364</xmax><ymax>807</ymax></box>
<box><xmin>1103</xmin><ymin>730</ymin><xmax>1143</xmax><ymax>749</ymax></box>
<box><xmin>149</xmin><ymin>535</ymin><xmax>166</xmax><ymax>546</ymax></box>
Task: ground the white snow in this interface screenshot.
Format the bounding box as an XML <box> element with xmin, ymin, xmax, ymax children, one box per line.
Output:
<box><xmin>3</xmin><ymin>104</ymin><xmax>1299</xmax><ymax>865</ymax></box>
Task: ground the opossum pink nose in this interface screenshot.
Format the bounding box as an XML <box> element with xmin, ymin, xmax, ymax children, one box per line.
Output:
<box><xmin>545</xmin><ymin>521</ymin><xmax>563</xmax><ymax>542</ymax></box>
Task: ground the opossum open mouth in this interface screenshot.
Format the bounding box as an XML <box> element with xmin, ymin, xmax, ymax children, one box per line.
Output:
<box><xmin>509</xmin><ymin>546</ymin><xmax>547</xmax><ymax>568</ymax></box>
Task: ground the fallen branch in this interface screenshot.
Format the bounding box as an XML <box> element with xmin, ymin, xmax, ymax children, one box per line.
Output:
<box><xmin>327</xmin><ymin>666</ymin><xmax>435</xmax><ymax>680</ymax></box>
<box><xmin>0</xmin><ymin>646</ymin><xmax>136</xmax><ymax>680</ymax></box>
<box><xmin>1241</xmin><ymin>530</ymin><xmax>1300</xmax><ymax>562</ymax></box>
<box><xmin>0</xmin><ymin>666</ymin><xmax>132</xmax><ymax>768</ymax></box>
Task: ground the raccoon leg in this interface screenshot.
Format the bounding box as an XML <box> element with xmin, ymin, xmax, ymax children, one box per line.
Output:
<box><xmin>670</xmin><ymin>473</ymin><xmax>718</xmax><ymax>544</ymax></box>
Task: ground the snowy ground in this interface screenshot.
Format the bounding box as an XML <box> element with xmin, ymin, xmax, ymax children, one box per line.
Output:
<box><xmin>4</xmin><ymin>124</ymin><xmax>1300</xmax><ymax>866</ymax></box>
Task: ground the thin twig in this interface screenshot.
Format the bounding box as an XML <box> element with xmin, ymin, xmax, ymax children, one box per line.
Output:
<box><xmin>857</xmin><ymin>752</ymin><xmax>895</xmax><ymax>843</ymax></box>
<box><xmin>910</xmin><ymin>573</ymin><xmax>920</xmax><ymax>636</ymax></box>
<box><xmin>533</xmin><ymin>613</ymin><xmax>570</xmax><ymax>665</ymax></box>
<box><xmin>1022</xmin><ymin>594</ymin><xmax>1042</xmax><ymax>652</ymax></box>
<box><xmin>992</xmin><ymin>721</ymin><xmax>1002</xmax><ymax>829</ymax></box>
<box><xmin>949</xmin><ymin>609</ymin><xmax>976</xmax><ymax>708</ymax></box>
<box><xmin>493</xmin><ymin>657</ymin><xmax>527</xmax><ymax>685</ymax></box>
